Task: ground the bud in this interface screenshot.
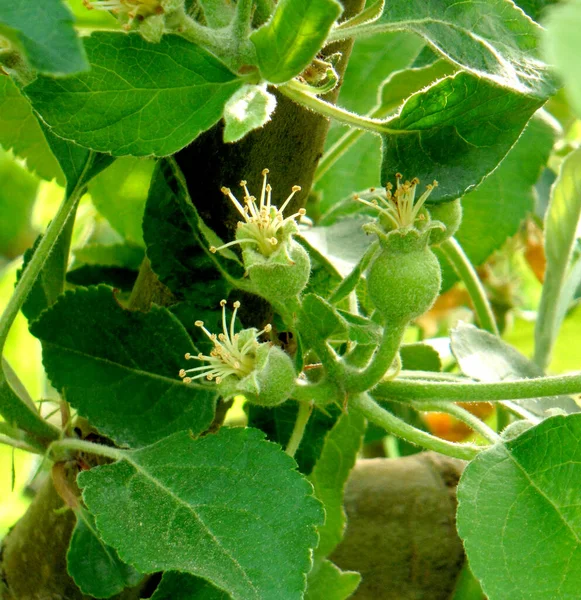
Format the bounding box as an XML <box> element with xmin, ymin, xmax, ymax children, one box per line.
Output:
<box><xmin>361</xmin><ymin>174</ymin><xmax>443</xmax><ymax>325</ymax></box>
<box><xmin>210</xmin><ymin>169</ymin><xmax>311</xmax><ymax>300</ymax></box>
<box><xmin>179</xmin><ymin>300</ymin><xmax>296</xmax><ymax>406</ymax></box>
<box><xmin>426</xmin><ymin>199</ymin><xmax>463</xmax><ymax>245</ymax></box>
<box><xmin>139</xmin><ymin>13</ymin><xmax>164</xmax><ymax>43</ymax></box>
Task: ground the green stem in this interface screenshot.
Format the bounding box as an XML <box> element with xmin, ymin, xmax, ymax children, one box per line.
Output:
<box><xmin>375</xmin><ymin>371</ymin><xmax>581</xmax><ymax>402</ymax></box>
<box><xmin>345</xmin><ymin>323</ymin><xmax>405</xmax><ymax>393</ymax></box>
<box><xmin>351</xmin><ymin>393</ymin><xmax>481</xmax><ymax>460</ymax></box>
<box><xmin>279</xmin><ymin>80</ymin><xmax>397</xmax><ymax>135</ymax></box>
<box><xmin>0</xmin><ymin>160</ymin><xmax>91</xmax><ymax>442</ymax></box>
<box><xmin>2</xmin><ymin>358</ymin><xmax>36</xmax><ymax>411</ymax></box>
<box><xmin>285</xmin><ymin>401</ymin><xmax>313</xmax><ymax>457</ymax></box>
<box><xmin>327</xmin><ymin>21</ymin><xmax>407</xmax><ymax>43</ymax></box>
<box><xmin>50</xmin><ymin>438</ymin><xmax>125</xmax><ymax>462</ymax></box>
<box><xmin>440</xmin><ymin>237</ymin><xmax>499</xmax><ymax>336</ymax></box>
<box><xmin>0</xmin><ymin>421</ymin><xmax>46</xmax><ymax>453</ymax></box>
<box><xmin>231</xmin><ymin>0</ymin><xmax>253</xmax><ymax>39</ymax></box>
<box><xmin>0</xmin><ymin>185</ymin><xmax>84</xmax><ymax>352</ymax></box>
<box><xmin>277</xmin><ymin>297</ymin><xmax>346</xmax><ymax>385</ymax></box>
<box><xmin>0</xmin><ymin>434</ymin><xmax>40</xmax><ymax>454</ymax></box>
<box><xmin>415</xmin><ymin>401</ymin><xmax>501</xmax><ymax>444</ymax></box>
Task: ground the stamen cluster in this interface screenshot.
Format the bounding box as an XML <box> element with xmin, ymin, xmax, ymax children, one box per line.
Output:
<box><xmin>210</xmin><ymin>169</ymin><xmax>306</xmax><ymax>257</ymax></box>
<box><xmin>356</xmin><ymin>173</ymin><xmax>438</xmax><ymax>230</ymax></box>
<box><xmin>179</xmin><ymin>300</ymin><xmax>272</xmax><ymax>385</ymax></box>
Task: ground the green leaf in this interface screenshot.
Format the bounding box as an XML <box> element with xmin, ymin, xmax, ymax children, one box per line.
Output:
<box><xmin>457</xmin><ymin>414</ymin><xmax>581</xmax><ymax>599</ymax></box>
<box><xmin>250</xmin><ymin>0</ymin><xmax>342</xmax><ymax>84</ymax></box>
<box><xmin>0</xmin><ymin>360</ymin><xmax>57</xmax><ymax>441</ymax></box>
<box><xmin>543</xmin><ymin>1</ymin><xmax>581</xmax><ymax>119</ymax></box>
<box><xmin>378</xmin><ymin>0</ymin><xmax>554</xmax><ymax>97</ymax></box>
<box><xmin>73</xmin><ymin>244</ymin><xmax>145</xmax><ymax>270</ymax></box>
<box><xmin>338</xmin><ymin>31</ymin><xmax>424</xmax><ymax>115</ymax></box>
<box><xmin>334</xmin><ymin>0</ymin><xmax>384</xmax><ymax>31</ymax></box>
<box><xmin>0</xmin><ymin>0</ymin><xmax>88</xmax><ymax>75</ymax></box>
<box><xmin>381</xmin><ymin>72</ymin><xmax>544</xmax><ymax>203</ymax></box>
<box><xmin>300</xmin><ymin>216</ymin><xmax>374</xmax><ymax>276</ymax></box>
<box><xmin>247</xmin><ymin>402</ymin><xmax>342</xmax><ymax>475</ymax></box>
<box><xmin>301</xmin><ymin>294</ymin><xmax>347</xmax><ymax>341</ymax></box>
<box><xmin>450</xmin><ymin>562</ymin><xmax>485</xmax><ymax>600</ymax></box>
<box><xmin>376</xmin><ymin>59</ymin><xmax>455</xmax><ymax>118</ymax></box>
<box><xmin>223</xmin><ymin>85</ymin><xmax>277</xmax><ymax>143</ymax></box>
<box><xmin>15</xmin><ymin>138</ymin><xmax>113</xmax><ymax>323</ymax></box>
<box><xmin>40</xmin><ymin>125</ymin><xmax>114</xmax><ymax>195</ymax></box>
<box><xmin>400</xmin><ymin>343</ymin><xmax>441</xmax><ymax>372</ymax></box>
<box><xmin>337</xmin><ymin>311</ymin><xmax>381</xmax><ymax>346</ymax></box>
<box><xmin>151</xmin><ymin>572</ymin><xmax>229</xmax><ymax>600</ymax></box>
<box><xmin>79</xmin><ymin>427</ymin><xmax>324</xmax><ymax>600</ymax></box>
<box><xmin>198</xmin><ymin>0</ymin><xmax>235</xmax><ymax>28</ymax></box>
<box><xmin>315</xmin><ymin>33</ymin><xmax>433</xmax><ymax>213</ymax></box>
<box><xmin>0</xmin><ymin>77</ymin><xmax>63</xmax><ymax>183</ymax></box>
<box><xmin>88</xmin><ymin>158</ymin><xmax>156</xmax><ymax>246</ymax></box>
<box><xmin>438</xmin><ymin>112</ymin><xmax>558</xmax><ymax>291</ymax></box>
<box><xmin>450</xmin><ymin>322</ymin><xmax>580</xmax><ymax>418</ymax></box>
<box><xmin>143</xmin><ymin>159</ymin><xmax>243</xmax><ymax>302</ymax></box>
<box><xmin>309</xmin><ymin>410</ymin><xmax>366</xmax><ymax>561</ymax></box>
<box><xmin>514</xmin><ymin>0</ymin><xmax>558</xmax><ymax>21</ymax></box>
<box><xmin>305</xmin><ymin>559</ymin><xmax>360</xmax><ymax>600</ymax></box>
<box><xmin>29</xmin><ymin>285</ymin><xmax>217</xmax><ymax>447</ymax></box>
<box><xmin>535</xmin><ymin>147</ymin><xmax>581</xmax><ymax>369</ymax></box>
<box><xmin>25</xmin><ymin>33</ymin><xmax>243</xmax><ymax>157</ymax></box>
<box><xmin>0</xmin><ymin>151</ymin><xmax>38</xmax><ymax>258</ymax></box>
<box><xmin>17</xmin><ymin>235</ymin><xmax>60</xmax><ymax>323</ymax></box>
<box><xmin>66</xmin><ymin>265</ymin><xmax>138</xmax><ymax>291</ymax></box>
<box><xmin>67</xmin><ymin>507</ymin><xmax>142</xmax><ymax>598</ymax></box>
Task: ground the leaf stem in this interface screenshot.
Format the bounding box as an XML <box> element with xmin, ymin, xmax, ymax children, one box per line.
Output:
<box><xmin>440</xmin><ymin>237</ymin><xmax>499</xmax><ymax>336</ymax></box>
<box><xmin>0</xmin><ymin>434</ymin><xmax>41</xmax><ymax>454</ymax></box>
<box><xmin>0</xmin><ymin>157</ymin><xmax>93</xmax><ymax>442</ymax></box>
<box><xmin>285</xmin><ymin>401</ymin><xmax>313</xmax><ymax>457</ymax></box>
<box><xmin>351</xmin><ymin>393</ymin><xmax>481</xmax><ymax>460</ymax></box>
<box><xmin>326</xmin><ymin>21</ymin><xmax>402</xmax><ymax>43</ymax></box>
<box><xmin>50</xmin><ymin>438</ymin><xmax>125</xmax><ymax>462</ymax></box>
<box><xmin>0</xmin><ymin>161</ymin><xmax>91</xmax><ymax>353</ymax></box>
<box><xmin>415</xmin><ymin>401</ymin><xmax>501</xmax><ymax>444</ymax></box>
<box><xmin>278</xmin><ymin>80</ymin><xmax>397</xmax><ymax>135</ymax></box>
<box><xmin>231</xmin><ymin>0</ymin><xmax>254</xmax><ymax>40</ymax></box>
<box><xmin>375</xmin><ymin>371</ymin><xmax>581</xmax><ymax>402</ymax></box>
<box><xmin>344</xmin><ymin>324</ymin><xmax>405</xmax><ymax>393</ymax></box>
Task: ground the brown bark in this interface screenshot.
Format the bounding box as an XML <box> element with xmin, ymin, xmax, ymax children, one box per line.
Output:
<box><xmin>331</xmin><ymin>453</ymin><xmax>467</xmax><ymax>600</ymax></box>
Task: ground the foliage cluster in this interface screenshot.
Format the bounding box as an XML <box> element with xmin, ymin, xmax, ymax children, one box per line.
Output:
<box><xmin>2</xmin><ymin>0</ymin><xmax>581</xmax><ymax>598</ymax></box>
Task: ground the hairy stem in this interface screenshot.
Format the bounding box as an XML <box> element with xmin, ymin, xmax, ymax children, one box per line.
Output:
<box><xmin>0</xmin><ymin>158</ymin><xmax>92</xmax><ymax>442</ymax></box>
<box><xmin>278</xmin><ymin>79</ymin><xmax>397</xmax><ymax>134</ymax></box>
<box><xmin>345</xmin><ymin>324</ymin><xmax>405</xmax><ymax>393</ymax></box>
<box><xmin>351</xmin><ymin>393</ymin><xmax>481</xmax><ymax>460</ymax></box>
<box><xmin>440</xmin><ymin>237</ymin><xmax>499</xmax><ymax>336</ymax></box>
<box><xmin>375</xmin><ymin>371</ymin><xmax>581</xmax><ymax>402</ymax></box>
<box><xmin>50</xmin><ymin>438</ymin><xmax>125</xmax><ymax>462</ymax></box>
<box><xmin>0</xmin><ymin>434</ymin><xmax>40</xmax><ymax>454</ymax></box>
<box><xmin>0</xmin><ymin>174</ymin><xmax>87</xmax><ymax>352</ymax></box>
<box><xmin>285</xmin><ymin>401</ymin><xmax>313</xmax><ymax>457</ymax></box>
